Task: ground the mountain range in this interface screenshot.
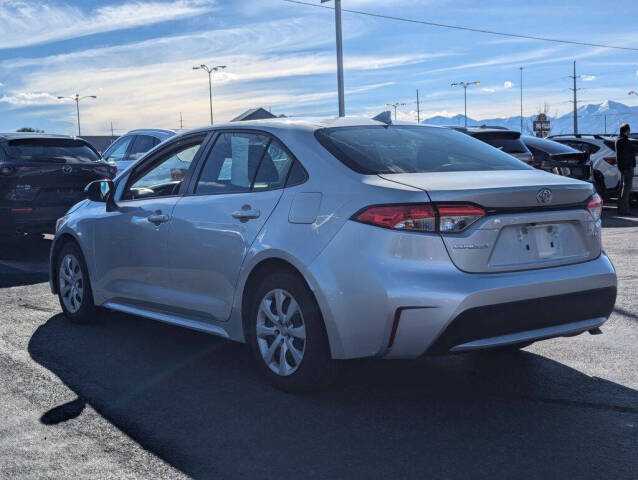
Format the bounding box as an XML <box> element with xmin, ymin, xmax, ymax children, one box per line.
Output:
<box><xmin>422</xmin><ymin>100</ymin><xmax>638</xmax><ymax>135</ymax></box>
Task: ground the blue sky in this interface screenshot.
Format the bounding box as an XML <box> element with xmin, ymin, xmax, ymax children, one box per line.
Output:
<box><xmin>0</xmin><ymin>0</ymin><xmax>637</xmax><ymax>134</ymax></box>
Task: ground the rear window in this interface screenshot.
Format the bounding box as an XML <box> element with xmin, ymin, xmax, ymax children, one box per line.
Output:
<box><xmin>474</xmin><ymin>133</ymin><xmax>529</xmax><ymax>154</ymax></box>
<box><xmin>522</xmin><ymin>136</ymin><xmax>579</xmax><ymax>154</ymax></box>
<box><xmin>314</xmin><ymin>126</ymin><xmax>531</xmax><ymax>174</ymax></box>
<box><xmin>6</xmin><ymin>139</ymin><xmax>99</xmax><ymax>163</ymax></box>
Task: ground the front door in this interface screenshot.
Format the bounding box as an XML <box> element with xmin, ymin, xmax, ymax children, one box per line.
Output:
<box><xmin>166</xmin><ymin>132</ymin><xmax>295</xmax><ymax>321</ymax></box>
<box><xmin>92</xmin><ymin>136</ymin><xmax>206</xmax><ymax>309</ymax></box>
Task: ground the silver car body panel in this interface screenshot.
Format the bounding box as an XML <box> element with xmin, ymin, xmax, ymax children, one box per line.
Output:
<box><xmin>51</xmin><ymin>118</ymin><xmax>617</xmax><ymax>360</ymax></box>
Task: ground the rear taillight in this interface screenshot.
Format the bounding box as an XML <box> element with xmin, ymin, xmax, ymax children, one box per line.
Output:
<box><xmin>587</xmin><ymin>193</ymin><xmax>603</xmax><ymax>221</ymax></box>
<box><xmin>353</xmin><ymin>203</ymin><xmax>485</xmax><ymax>234</ymax></box>
<box><xmin>603</xmin><ymin>157</ymin><xmax>617</xmax><ymax>165</ymax></box>
<box><xmin>527</xmin><ymin>155</ymin><xmax>542</xmax><ymax>169</ymax></box>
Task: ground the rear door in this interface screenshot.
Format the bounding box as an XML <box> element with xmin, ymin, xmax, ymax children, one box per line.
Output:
<box><xmin>165</xmin><ymin>131</ymin><xmax>295</xmax><ymax>322</ymax></box>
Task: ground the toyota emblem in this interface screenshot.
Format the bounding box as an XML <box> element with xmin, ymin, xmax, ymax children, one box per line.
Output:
<box><xmin>62</xmin><ymin>165</ymin><xmax>72</xmax><ymax>174</ymax></box>
<box><xmin>536</xmin><ymin>188</ymin><xmax>552</xmax><ymax>204</ymax></box>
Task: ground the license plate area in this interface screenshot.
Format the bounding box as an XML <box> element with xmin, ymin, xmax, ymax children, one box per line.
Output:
<box><xmin>488</xmin><ymin>221</ymin><xmax>589</xmax><ymax>269</ymax></box>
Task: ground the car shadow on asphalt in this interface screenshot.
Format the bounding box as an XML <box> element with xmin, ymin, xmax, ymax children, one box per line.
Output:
<box><xmin>601</xmin><ymin>207</ymin><xmax>638</xmax><ymax>228</ymax></box>
<box><xmin>29</xmin><ymin>312</ymin><xmax>637</xmax><ymax>479</ymax></box>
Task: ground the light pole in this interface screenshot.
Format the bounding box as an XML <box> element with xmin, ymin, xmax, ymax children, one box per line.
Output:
<box><xmin>57</xmin><ymin>94</ymin><xmax>96</xmax><ymax>136</ymax></box>
<box><xmin>519</xmin><ymin>67</ymin><xmax>523</xmax><ymax>133</ymax></box>
<box><xmin>322</xmin><ymin>0</ymin><xmax>345</xmax><ymax>116</ymax></box>
<box><xmin>193</xmin><ymin>64</ymin><xmax>226</xmax><ymax>125</ymax></box>
<box><xmin>385</xmin><ymin>102</ymin><xmax>407</xmax><ymax>121</ymax></box>
<box><xmin>451</xmin><ymin>81</ymin><xmax>480</xmax><ymax>128</ymax></box>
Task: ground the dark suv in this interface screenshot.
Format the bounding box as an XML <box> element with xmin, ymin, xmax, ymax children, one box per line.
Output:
<box><xmin>0</xmin><ymin>133</ymin><xmax>115</xmax><ymax>237</ymax></box>
<box><xmin>447</xmin><ymin>126</ymin><xmax>535</xmax><ymax>165</ymax></box>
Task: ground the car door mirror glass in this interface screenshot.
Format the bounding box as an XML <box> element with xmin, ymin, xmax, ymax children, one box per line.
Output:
<box><xmin>85</xmin><ymin>179</ymin><xmax>114</xmax><ymax>203</ymax></box>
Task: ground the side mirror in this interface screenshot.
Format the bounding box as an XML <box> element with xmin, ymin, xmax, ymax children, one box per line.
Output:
<box><xmin>84</xmin><ymin>179</ymin><xmax>114</xmax><ymax>202</ymax></box>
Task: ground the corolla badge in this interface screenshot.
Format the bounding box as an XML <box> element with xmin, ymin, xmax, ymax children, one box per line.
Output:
<box><xmin>536</xmin><ymin>188</ymin><xmax>552</xmax><ymax>204</ymax></box>
<box><xmin>62</xmin><ymin>165</ymin><xmax>72</xmax><ymax>174</ymax></box>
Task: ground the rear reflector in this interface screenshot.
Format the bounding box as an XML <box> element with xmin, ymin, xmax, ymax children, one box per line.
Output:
<box><xmin>354</xmin><ymin>203</ymin><xmax>485</xmax><ymax>234</ymax></box>
<box><xmin>587</xmin><ymin>193</ymin><xmax>603</xmax><ymax>221</ymax></box>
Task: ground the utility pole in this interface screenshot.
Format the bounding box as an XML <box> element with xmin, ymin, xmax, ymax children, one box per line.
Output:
<box><xmin>416</xmin><ymin>89</ymin><xmax>421</xmax><ymax>124</ymax></box>
<box><xmin>179</xmin><ymin>112</ymin><xmax>183</xmax><ymax>129</ymax></box>
<box><xmin>520</xmin><ymin>67</ymin><xmax>523</xmax><ymax>133</ymax></box>
<box><xmin>110</xmin><ymin>121</ymin><xmax>114</xmax><ymax>139</ymax></box>
<box><xmin>322</xmin><ymin>0</ymin><xmax>345</xmax><ymax>116</ymax></box>
<box><xmin>569</xmin><ymin>60</ymin><xmax>579</xmax><ymax>135</ymax></box>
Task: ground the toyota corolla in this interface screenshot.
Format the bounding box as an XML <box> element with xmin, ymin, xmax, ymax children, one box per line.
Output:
<box><xmin>50</xmin><ymin>117</ymin><xmax>617</xmax><ymax>391</ymax></box>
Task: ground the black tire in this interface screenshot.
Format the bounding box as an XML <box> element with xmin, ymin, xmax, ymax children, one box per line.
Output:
<box><xmin>248</xmin><ymin>270</ymin><xmax>335</xmax><ymax>392</ymax></box>
<box><xmin>56</xmin><ymin>242</ymin><xmax>100</xmax><ymax>324</ymax></box>
<box><xmin>594</xmin><ymin>177</ymin><xmax>607</xmax><ymax>201</ymax></box>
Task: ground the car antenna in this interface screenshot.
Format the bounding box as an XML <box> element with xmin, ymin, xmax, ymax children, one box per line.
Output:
<box><xmin>372</xmin><ymin>110</ymin><xmax>392</xmax><ymax>126</ymax></box>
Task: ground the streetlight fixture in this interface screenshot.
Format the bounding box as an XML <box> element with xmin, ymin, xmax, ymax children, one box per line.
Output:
<box><xmin>451</xmin><ymin>81</ymin><xmax>480</xmax><ymax>128</ymax></box>
<box><xmin>193</xmin><ymin>64</ymin><xmax>226</xmax><ymax>125</ymax></box>
<box><xmin>385</xmin><ymin>102</ymin><xmax>407</xmax><ymax>121</ymax></box>
<box><xmin>56</xmin><ymin>93</ymin><xmax>97</xmax><ymax>136</ymax></box>
<box><xmin>321</xmin><ymin>0</ymin><xmax>345</xmax><ymax>117</ymax></box>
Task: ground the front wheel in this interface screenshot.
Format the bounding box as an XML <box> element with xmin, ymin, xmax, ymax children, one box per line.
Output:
<box><xmin>249</xmin><ymin>271</ymin><xmax>335</xmax><ymax>392</ymax></box>
<box><xmin>57</xmin><ymin>242</ymin><xmax>100</xmax><ymax>323</ymax></box>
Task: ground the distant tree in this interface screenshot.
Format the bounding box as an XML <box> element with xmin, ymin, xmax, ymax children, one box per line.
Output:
<box><xmin>16</xmin><ymin>127</ymin><xmax>44</xmax><ymax>132</ymax></box>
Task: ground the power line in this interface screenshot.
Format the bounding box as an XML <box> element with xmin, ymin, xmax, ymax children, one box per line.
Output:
<box><xmin>282</xmin><ymin>0</ymin><xmax>638</xmax><ymax>52</ymax></box>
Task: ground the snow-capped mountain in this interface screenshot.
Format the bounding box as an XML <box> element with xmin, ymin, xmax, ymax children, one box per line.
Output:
<box><xmin>422</xmin><ymin>100</ymin><xmax>638</xmax><ymax>135</ymax></box>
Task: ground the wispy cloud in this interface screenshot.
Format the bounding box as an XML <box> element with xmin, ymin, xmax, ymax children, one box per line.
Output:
<box><xmin>0</xmin><ymin>91</ymin><xmax>58</xmax><ymax>105</ymax></box>
<box><xmin>0</xmin><ymin>0</ymin><xmax>217</xmax><ymax>49</ymax></box>
<box><xmin>581</xmin><ymin>74</ymin><xmax>596</xmax><ymax>81</ymax></box>
<box><xmin>503</xmin><ymin>81</ymin><xmax>514</xmax><ymax>88</ymax></box>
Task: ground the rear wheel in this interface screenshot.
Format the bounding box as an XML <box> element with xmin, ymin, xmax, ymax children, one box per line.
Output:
<box><xmin>248</xmin><ymin>271</ymin><xmax>335</xmax><ymax>392</ymax></box>
<box><xmin>57</xmin><ymin>242</ymin><xmax>99</xmax><ymax>323</ymax></box>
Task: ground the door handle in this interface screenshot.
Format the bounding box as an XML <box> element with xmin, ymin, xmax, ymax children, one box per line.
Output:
<box><xmin>147</xmin><ymin>213</ymin><xmax>170</xmax><ymax>225</ymax></box>
<box><xmin>232</xmin><ymin>206</ymin><xmax>261</xmax><ymax>221</ymax></box>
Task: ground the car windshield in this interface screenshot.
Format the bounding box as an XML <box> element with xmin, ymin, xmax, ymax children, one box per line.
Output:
<box><xmin>6</xmin><ymin>139</ymin><xmax>99</xmax><ymax>163</ymax></box>
<box><xmin>314</xmin><ymin>125</ymin><xmax>531</xmax><ymax>174</ymax></box>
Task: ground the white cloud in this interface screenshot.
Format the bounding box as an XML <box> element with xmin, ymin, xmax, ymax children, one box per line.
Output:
<box><xmin>581</xmin><ymin>74</ymin><xmax>596</xmax><ymax>81</ymax></box>
<box><xmin>481</xmin><ymin>88</ymin><xmax>496</xmax><ymax>93</ymax></box>
<box><xmin>503</xmin><ymin>81</ymin><xmax>514</xmax><ymax>89</ymax></box>
<box><xmin>0</xmin><ymin>0</ymin><xmax>217</xmax><ymax>49</ymax></box>
<box><xmin>0</xmin><ymin>92</ymin><xmax>59</xmax><ymax>105</ymax></box>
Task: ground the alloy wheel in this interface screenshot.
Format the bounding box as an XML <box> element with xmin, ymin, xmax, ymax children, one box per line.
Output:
<box><xmin>59</xmin><ymin>254</ymin><xmax>83</xmax><ymax>314</ymax></box>
<box><xmin>256</xmin><ymin>288</ymin><xmax>306</xmax><ymax>376</ymax></box>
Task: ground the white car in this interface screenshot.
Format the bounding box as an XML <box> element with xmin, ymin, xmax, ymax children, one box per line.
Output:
<box><xmin>548</xmin><ymin>135</ymin><xmax>622</xmax><ymax>198</ymax></box>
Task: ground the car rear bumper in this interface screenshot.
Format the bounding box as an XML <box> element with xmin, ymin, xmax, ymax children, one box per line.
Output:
<box><xmin>0</xmin><ymin>205</ymin><xmax>69</xmax><ymax>234</ymax></box>
<box><xmin>308</xmin><ymin>221</ymin><xmax>617</xmax><ymax>360</ymax></box>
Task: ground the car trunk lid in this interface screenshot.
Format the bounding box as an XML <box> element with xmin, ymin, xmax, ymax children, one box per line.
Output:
<box><xmin>379</xmin><ymin>170</ymin><xmax>600</xmax><ymax>273</ymax></box>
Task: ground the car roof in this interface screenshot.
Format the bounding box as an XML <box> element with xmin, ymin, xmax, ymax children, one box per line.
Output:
<box><xmin>0</xmin><ymin>132</ymin><xmax>78</xmax><ymax>141</ymax></box>
<box><xmin>124</xmin><ymin>128</ymin><xmax>175</xmax><ymax>139</ymax></box>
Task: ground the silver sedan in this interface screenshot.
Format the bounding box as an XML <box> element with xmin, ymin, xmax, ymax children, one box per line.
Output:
<box><xmin>50</xmin><ymin>117</ymin><xmax>617</xmax><ymax>391</ymax></box>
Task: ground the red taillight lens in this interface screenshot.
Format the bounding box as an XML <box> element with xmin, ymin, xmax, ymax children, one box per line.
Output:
<box><xmin>437</xmin><ymin>204</ymin><xmax>486</xmax><ymax>233</ymax></box>
<box><xmin>354</xmin><ymin>203</ymin><xmax>485</xmax><ymax>233</ymax></box>
<box><xmin>603</xmin><ymin>157</ymin><xmax>617</xmax><ymax>165</ymax></box>
<box><xmin>355</xmin><ymin>204</ymin><xmax>436</xmax><ymax>232</ymax></box>
<box><xmin>587</xmin><ymin>193</ymin><xmax>603</xmax><ymax>221</ymax></box>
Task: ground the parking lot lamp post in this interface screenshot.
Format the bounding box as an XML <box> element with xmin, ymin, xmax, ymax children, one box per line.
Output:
<box><xmin>193</xmin><ymin>64</ymin><xmax>226</xmax><ymax>125</ymax></box>
<box><xmin>385</xmin><ymin>102</ymin><xmax>407</xmax><ymax>121</ymax></box>
<box><xmin>56</xmin><ymin>94</ymin><xmax>97</xmax><ymax>136</ymax></box>
<box><xmin>321</xmin><ymin>0</ymin><xmax>345</xmax><ymax>116</ymax></box>
<box><xmin>451</xmin><ymin>81</ymin><xmax>480</xmax><ymax>128</ymax></box>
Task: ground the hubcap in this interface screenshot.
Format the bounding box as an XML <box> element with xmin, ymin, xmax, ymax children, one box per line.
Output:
<box><xmin>256</xmin><ymin>288</ymin><xmax>306</xmax><ymax>376</ymax></box>
<box><xmin>59</xmin><ymin>254</ymin><xmax>83</xmax><ymax>314</ymax></box>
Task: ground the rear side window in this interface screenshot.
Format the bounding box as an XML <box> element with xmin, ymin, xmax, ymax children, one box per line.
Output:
<box><xmin>6</xmin><ymin>139</ymin><xmax>99</xmax><ymax>162</ymax></box>
<box><xmin>523</xmin><ymin>136</ymin><xmax>579</xmax><ymax>154</ymax></box>
<box><xmin>315</xmin><ymin>126</ymin><xmax>531</xmax><ymax>174</ymax></box>
<box><xmin>127</xmin><ymin>135</ymin><xmax>157</xmax><ymax>161</ymax></box>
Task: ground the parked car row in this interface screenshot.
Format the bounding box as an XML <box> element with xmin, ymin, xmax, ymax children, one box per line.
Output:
<box><xmin>49</xmin><ymin>116</ymin><xmax>616</xmax><ymax>391</ymax></box>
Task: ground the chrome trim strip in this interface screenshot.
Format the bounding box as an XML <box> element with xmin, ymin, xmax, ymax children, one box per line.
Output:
<box><xmin>450</xmin><ymin>317</ymin><xmax>606</xmax><ymax>352</ymax></box>
<box><xmin>102</xmin><ymin>301</ymin><xmax>230</xmax><ymax>338</ymax></box>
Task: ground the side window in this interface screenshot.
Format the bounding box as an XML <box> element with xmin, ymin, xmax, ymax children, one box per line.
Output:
<box><xmin>123</xmin><ymin>140</ymin><xmax>203</xmax><ymax>200</ymax></box>
<box><xmin>252</xmin><ymin>140</ymin><xmax>294</xmax><ymax>191</ymax></box>
<box><xmin>102</xmin><ymin>136</ymin><xmax>133</xmax><ymax>163</ymax></box>
<box><xmin>126</xmin><ymin>135</ymin><xmax>157</xmax><ymax>161</ymax></box>
<box><xmin>286</xmin><ymin>160</ymin><xmax>307</xmax><ymax>186</ymax></box>
<box><xmin>195</xmin><ymin>132</ymin><xmax>269</xmax><ymax>195</ymax></box>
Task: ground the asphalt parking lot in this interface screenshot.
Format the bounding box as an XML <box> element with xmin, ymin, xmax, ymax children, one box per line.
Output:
<box><xmin>0</xmin><ymin>208</ymin><xmax>636</xmax><ymax>479</ymax></box>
